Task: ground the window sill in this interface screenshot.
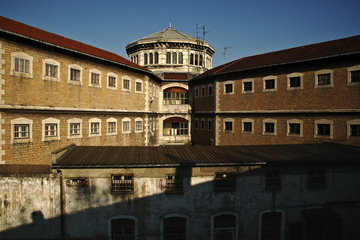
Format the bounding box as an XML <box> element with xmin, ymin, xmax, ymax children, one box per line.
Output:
<box><xmin>287</xmin><ymin>86</ymin><xmax>303</xmax><ymax>91</ymax></box>
<box><xmin>90</xmin><ymin>84</ymin><xmax>101</xmax><ymax>88</ymax></box>
<box><xmin>286</xmin><ymin>133</ymin><xmax>302</xmax><ymax>137</ymax></box>
<box><xmin>68</xmin><ymin>80</ymin><xmax>82</xmax><ymax>85</ymax></box>
<box><xmin>346</xmin><ymin>136</ymin><xmax>360</xmax><ymax>140</ymax></box>
<box><xmin>315</xmin><ymin>84</ymin><xmax>333</xmax><ymax>89</ymax></box>
<box><xmin>11</xmin><ymin>72</ymin><xmax>33</xmax><ymax>78</ymax></box>
<box><xmin>11</xmin><ymin>138</ymin><xmax>33</xmax><ymax>144</ymax></box>
<box><xmin>107</xmin><ymin>132</ymin><xmax>117</xmax><ymax>136</ymax></box>
<box><xmin>262</xmin><ymin>132</ymin><xmax>276</xmax><ymax>136</ymax></box>
<box><xmin>43</xmin><ymin>76</ymin><xmax>60</xmax><ymax>82</ymax></box>
<box><xmin>263</xmin><ymin>89</ymin><xmax>277</xmax><ymax>92</ymax></box>
<box><xmin>347</xmin><ymin>82</ymin><xmax>360</xmax><ymax>87</ymax></box>
<box><xmin>68</xmin><ymin>135</ymin><xmax>82</xmax><ymax>139</ymax></box>
<box><xmin>242</xmin><ymin>131</ymin><xmax>254</xmax><ymax>134</ymax></box>
<box><xmin>314</xmin><ymin>135</ymin><xmax>332</xmax><ymax>139</ymax></box>
<box><xmin>43</xmin><ymin>136</ymin><xmax>60</xmax><ymax>142</ymax></box>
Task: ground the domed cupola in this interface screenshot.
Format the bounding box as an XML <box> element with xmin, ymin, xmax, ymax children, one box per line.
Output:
<box><xmin>126</xmin><ymin>25</ymin><xmax>215</xmax><ymax>80</ymax></box>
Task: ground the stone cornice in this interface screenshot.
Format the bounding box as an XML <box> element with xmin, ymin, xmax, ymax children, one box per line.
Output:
<box><xmin>194</xmin><ymin>109</ymin><xmax>360</xmax><ymax>114</ymax></box>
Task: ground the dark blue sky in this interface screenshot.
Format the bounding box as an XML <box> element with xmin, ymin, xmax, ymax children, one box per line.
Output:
<box><xmin>1</xmin><ymin>0</ymin><xmax>359</xmax><ymax>67</ymax></box>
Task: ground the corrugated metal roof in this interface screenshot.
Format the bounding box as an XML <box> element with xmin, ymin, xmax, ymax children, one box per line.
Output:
<box><xmin>0</xmin><ymin>16</ymin><xmax>150</xmax><ymax>73</ymax></box>
<box><xmin>53</xmin><ymin>143</ymin><xmax>360</xmax><ymax>168</ymax></box>
<box><xmin>0</xmin><ymin>165</ymin><xmax>51</xmax><ymax>174</ymax></box>
<box><xmin>194</xmin><ymin>35</ymin><xmax>360</xmax><ymax>80</ymax></box>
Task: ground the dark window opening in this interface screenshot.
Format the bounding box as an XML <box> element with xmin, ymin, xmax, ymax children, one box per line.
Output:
<box><xmin>351</xmin><ymin>70</ymin><xmax>360</xmax><ymax>83</ymax></box>
<box><xmin>214</xmin><ymin>215</ymin><xmax>235</xmax><ymax>240</ymax></box>
<box><xmin>318</xmin><ymin>74</ymin><xmax>330</xmax><ymax>85</ymax></box>
<box><xmin>144</xmin><ymin>53</ymin><xmax>148</xmax><ymax>65</ymax></box>
<box><xmin>317</xmin><ymin>124</ymin><xmax>330</xmax><ymax>136</ymax></box>
<box><xmin>266</xmin><ymin>172</ymin><xmax>281</xmax><ymax>190</ymax></box>
<box><xmin>166</xmin><ymin>175</ymin><xmax>183</xmax><ymax>192</ymax></box>
<box><xmin>225</xmin><ymin>84</ymin><xmax>233</xmax><ymax>93</ymax></box>
<box><xmin>265</xmin><ymin>123</ymin><xmax>275</xmax><ymax>133</ymax></box>
<box><xmin>307</xmin><ymin>170</ymin><xmax>325</xmax><ymax>188</ymax></box>
<box><xmin>166</xmin><ymin>52</ymin><xmax>171</xmax><ymax>64</ymax></box>
<box><xmin>290</xmin><ymin>76</ymin><xmax>301</xmax><ymax>87</ymax></box>
<box><xmin>224</xmin><ymin>122</ymin><xmax>233</xmax><ymax>131</ymax></box>
<box><xmin>215</xmin><ymin>173</ymin><xmax>236</xmax><ymax>191</ymax></box>
<box><xmin>243</xmin><ymin>82</ymin><xmax>253</xmax><ymax>91</ymax></box>
<box><xmin>261</xmin><ymin>212</ymin><xmax>282</xmax><ymax>240</ymax></box>
<box><xmin>164</xmin><ymin>217</ymin><xmax>186</xmax><ymax>240</ymax></box>
<box><xmin>111</xmin><ymin>218</ymin><xmax>134</xmax><ymax>240</ymax></box>
<box><xmin>265</xmin><ymin>79</ymin><xmax>275</xmax><ymax>89</ymax></box>
<box><xmin>243</xmin><ymin>122</ymin><xmax>252</xmax><ymax>132</ymax></box>
<box><xmin>149</xmin><ymin>53</ymin><xmax>153</xmax><ymax>64</ymax></box>
<box><xmin>289</xmin><ymin>123</ymin><xmax>301</xmax><ymax>134</ymax></box>
<box><xmin>155</xmin><ymin>52</ymin><xmax>159</xmax><ymax>64</ymax></box>
<box><xmin>350</xmin><ymin>125</ymin><xmax>360</xmax><ymax>136</ymax></box>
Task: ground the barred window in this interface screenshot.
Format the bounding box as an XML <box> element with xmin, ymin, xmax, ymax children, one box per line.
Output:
<box><xmin>15</xmin><ymin>58</ymin><xmax>30</xmax><ymax>73</ymax></box>
<box><xmin>91</xmin><ymin>122</ymin><xmax>99</xmax><ymax>134</ymax></box>
<box><xmin>14</xmin><ymin>124</ymin><xmax>29</xmax><ymax>139</ymax></box>
<box><xmin>123</xmin><ymin>79</ymin><xmax>130</xmax><ymax>90</ymax></box>
<box><xmin>45</xmin><ymin>64</ymin><xmax>58</xmax><ymax>78</ymax></box>
<box><xmin>111</xmin><ymin>218</ymin><xmax>134</xmax><ymax>240</ymax></box>
<box><xmin>45</xmin><ymin>123</ymin><xmax>57</xmax><ymax>137</ymax></box>
<box><xmin>136</xmin><ymin>82</ymin><xmax>142</xmax><ymax>92</ymax></box>
<box><xmin>135</xmin><ymin>121</ymin><xmax>142</xmax><ymax>131</ymax></box>
<box><xmin>317</xmin><ymin>124</ymin><xmax>330</xmax><ymax>136</ymax></box>
<box><xmin>225</xmin><ymin>83</ymin><xmax>233</xmax><ymax>93</ymax></box>
<box><xmin>350</xmin><ymin>125</ymin><xmax>360</xmax><ymax>136</ymax></box>
<box><xmin>70</xmin><ymin>123</ymin><xmax>80</xmax><ymax>135</ymax></box>
<box><xmin>67</xmin><ymin>178</ymin><xmax>88</xmax><ymax>187</ymax></box>
<box><xmin>289</xmin><ymin>123</ymin><xmax>300</xmax><ymax>134</ymax></box>
<box><xmin>108</xmin><ymin>122</ymin><xmax>116</xmax><ymax>133</ymax></box>
<box><xmin>243</xmin><ymin>122</ymin><xmax>252</xmax><ymax>132</ymax></box>
<box><xmin>166</xmin><ymin>52</ymin><xmax>171</xmax><ymax>64</ymax></box>
<box><xmin>318</xmin><ymin>74</ymin><xmax>331</xmax><ymax>85</ymax></box>
<box><xmin>144</xmin><ymin>53</ymin><xmax>148</xmax><ymax>65</ymax></box>
<box><xmin>112</xmin><ymin>175</ymin><xmax>134</xmax><ymax>192</ymax></box>
<box><xmin>91</xmin><ymin>73</ymin><xmax>100</xmax><ymax>85</ymax></box>
<box><xmin>261</xmin><ymin>212</ymin><xmax>282</xmax><ymax>240</ymax></box>
<box><xmin>266</xmin><ymin>172</ymin><xmax>281</xmax><ymax>190</ymax></box>
<box><xmin>164</xmin><ymin>217</ymin><xmax>186</xmax><ymax>240</ymax></box>
<box><xmin>123</xmin><ymin>121</ymin><xmax>130</xmax><ymax>133</ymax></box>
<box><xmin>172</xmin><ymin>52</ymin><xmax>177</xmax><ymax>64</ymax></box>
<box><xmin>215</xmin><ymin>173</ymin><xmax>236</xmax><ymax>191</ymax></box>
<box><xmin>155</xmin><ymin>52</ymin><xmax>159</xmax><ymax>64</ymax></box>
<box><xmin>108</xmin><ymin>76</ymin><xmax>116</xmax><ymax>87</ymax></box>
<box><xmin>307</xmin><ymin>170</ymin><xmax>325</xmax><ymax>188</ymax></box>
<box><xmin>178</xmin><ymin>52</ymin><xmax>183</xmax><ymax>64</ymax></box>
<box><xmin>224</xmin><ymin>121</ymin><xmax>233</xmax><ymax>131</ymax></box>
<box><xmin>149</xmin><ymin>53</ymin><xmax>153</xmax><ymax>64</ymax></box>
<box><xmin>351</xmin><ymin>70</ymin><xmax>360</xmax><ymax>83</ymax></box>
<box><xmin>265</xmin><ymin>79</ymin><xmax>275</xmax><ymax>89</ymax></box>
<box><xmin>265</xmin><ymin>123</ymin><xmax>275</xmax><ymax>133</ymax></box>
<box><xmin>243</xmin><ymin>81</ymin><xmax>253</xmax><ymax>91</ymax></box>
<box><xmin>214</xmin><ymin>215</ymin><xmax>236</xmax><ymax>239</ymax></box>
<box><xmin>166</xmin><ymin>175</ymin><xmax>183</xmax><ymax>192</ymax></box>
<box><xmin>70</xmin><ymin>69</ymin><xmax>80</xmax><ymax>81</ymax></box>
<box><xmin>289</xmin><ymin>77</ymin><xmax>301</xmax><ymax>87</ymax></box>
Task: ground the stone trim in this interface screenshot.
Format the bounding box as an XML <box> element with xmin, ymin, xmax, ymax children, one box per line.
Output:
<box><xmin>0</xmin><ymin>42</ymin><xmax>5</xmax><ymax>163</ymax></box>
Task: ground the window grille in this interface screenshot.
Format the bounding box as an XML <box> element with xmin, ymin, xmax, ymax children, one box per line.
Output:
<box><xmin>289</xmin><ymin>123</ymin><xmax>300</xmax><ymax>134</ymax></box>
<box><xmin>350</xmin><ymin>125</ymin><xmax>360</xmax><ymax>136</ymax></box>
<box><xmin>149</xmin><ymin>53</ymin><xmax>153</xmax><ymax>64</ymax></box>
<box><xmin>108</xmin><ymin>122</ymin><xmax>116</xmax><ymax>133</ymax></box>
<box><xmin>67</xmin><ymin>178</ymin><xmax>88</xmax><ymax>187</ymax></box>
<box><xmin>45</xmin><ymin>64</ymin><xmax>58</xmax><ymax>77</ymax></box>
<box><xmin>166</xmin><ymin>175</ymin><xmax>183</xmax><ymax>192</ymax></box>
<box><xmin>123</xmin><ymin>79</ymin><xmax>130</xmax><ymax>89</ymax></box>
<box><xmin>307</xmin><ymin>170</ymin><xmax>325</xmax><ymax>188</ymax></box>
<box><xmin>91</xmin><ymin>122</ymin><xmax>99</xmax><ymax>134</ymax></box>
<box><xmin>70</xmin><ymin>123</ymin><xmax>80</xmax><ymax>135</ymax></box>
<box><xmin>289</xmin><ymin>76</ymin><xmax>301</xmax><ymax>87</ymax></box>
<box><xmin>144</xmin><ymin>53</ymin><xmax>148</xmax><ymax>65</ymax></box>
<box><xmin>91</xmin><ymin>73</ymin><xmax>99</xmax><ymax>85</ymax></box>
<box><xmin>265</xmin><ymin>79</ymin><xmax>275</xmax><ymax>89</ymax></box>
<box><xmin>172</xmin><ymin>52</ymin><xmax>177</xmax><ymax>64</ymax></box>
<box><xmin>351</xmin><ymin>70</ymin><xmax>360</xmax><ymax>82</ymax></box>
<box><xmin>166</xmin><ymin>52</ymin><xmax>171</xmax><ymax>64</ymax></box>
<box><xmin>261</xmin><ymin>212</ymin><xmax>282</xmax><ymax>240</ymax></box>
<box><xmin>70</xmin><ymin>69</ymin><xmax>80</xmax><ymax>81</ymax></box>
<box><xmin>243</xmin><ymin>122</ymin><xmax>252</xmax><ymax>132</ymax></box>
<box><xmin>108</xmin><ymin>76</ymin><xmax>116</xmax><ymax>87</ymax></box>
<box><xmin>224</xmin><ymin>122</ymin><xmax>233</xmax><ymax>131</ymax></box>
<box><xmin>265</xmin><ymin>123</ymin><xmax>275</xmax><ymax>133</ymax></box>
<box><xmin>317</xmin><ymin>124</ymin><xmax>330</xmax><ymax>135</ymax></box>
<box><xmin>155</xmin><ymin>52</ymin><xmax>159</xmax><ymax>64</ymax></box>
<box><xmin>45</xmin><ymin>123</ymin><xmax>57</xmax><ymax>137</ymax></box>
<box><xmin>225</xmin><ymin>84</ymin><xmax>233</xmax><ymax>93</ymax></box>
<box><xmin>112</xmin><ymin>175</ymin><xmax>134</xmax><ymax>192</ymax></box>
<box><xmin>214</xmin><ymin>215</ymin><xmax>236</xmax><ymax>239</ymax></box>
<box><xmin>135</xmin><ymin>121</ymin><xmax>142</xmax><ymax>131</ymax></box>
<box><xmin>318</xmin><ymin>74</ymin><xmax>330</xmax><ymax>85</ymax></box>
<box><xmin>266</xmin><ymin>172</ymin><xmax>281</xmax><ymax>189</ymax></box>
<box><xmin>111</xmin><ymin>218</ymin><xmax>134</xmax><ymax>240</ymax></box>
<box><xmin>136</xmin><ymin>82</ymin><xmax>142</xmax><ymax>92</ymax></box>
<box><xmin>178</xmin><ymin>52</ymin><xmax>183</xmax><ymax>64</ymax></box>
<box><xmin>243</xmin><ymin>82</ymin><xmax>253</xmax><ymax>91</ymax></box>
<box><xmin>15</xmin><ymin>58</ymin><xmax>30</xmax><ymax>73</ymax></box>
<box><xmin>215</xmin><ymin>173</ymin><xmax>236</xmax><ymax>191</ymax></box>
<box><xmin>14</xmin><ymin>124</ymin><xmax>29</xmax><ymax>139</ymax></box>
<box><xmin>123</xmin><ymin>121</ymin><xmax>130</xmax><ymax>132</ymax></box>
<box><xmin>164</xmin><ymin>217</ymin><xmax>186</xmax><ymax>240</ymax></box>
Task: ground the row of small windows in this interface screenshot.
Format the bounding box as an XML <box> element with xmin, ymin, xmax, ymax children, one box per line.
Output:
<box><xmin>194</xmin><ymin>84</ymin><xmax>213</xmax><ymax>98</ymax></box>
<box><xmin>10</xmin><ymin>117</ymin><xmax>149</xmax><ymax>144</ymax></box>
<box><xmin>139</xmin><ymin>52</ymin><xmax>205</xmax><ymax>66</ymax></box>
<box><xmin>221</xmin><ymin>118</ymin><xmax>360</xmax><ymax>139</ymax></box>
<box><xmin>222</xmin><ymin>67</ymin><xmax>360</xmax><ymax>95</ymax></box>
<box><xmin>10</xmin><ymin>52</ymin><xmax>144</xmax><ymax>92</ymax></box>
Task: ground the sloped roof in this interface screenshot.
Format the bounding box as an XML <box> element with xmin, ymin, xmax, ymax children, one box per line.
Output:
<box><xmin>0</xmin><ymin>164</ymin><xmax>51</xmax><ymax>174</ymax></box>
<box><xmin>140</xmin><ymin>27</ymin><xmax>198</xmax><ymax>41</ymax></box>
<box><xmin>194</xmin><ymin>35</ymin><xmax>360</xmax><ymax>80</ymax></box>
<box><xmin>163</xmin><ymin>73</ymin><xmax>190</xmax><ymax>80</ymax></box>
<box><xmin>53</xmin><ymin>143</ymin><xmax>360</xmax><ymax>168</ymax></box>
<box><xmin>0</xmin><ymin>16</ymin><xmax>150</xmax><ymax>73</ymax></box>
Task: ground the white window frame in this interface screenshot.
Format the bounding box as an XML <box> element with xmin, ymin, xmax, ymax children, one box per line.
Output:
<box><xmin>42</xmin><ymin>59</ymin><xmax>60</xmax><ymax>82</ymax></box>
<box><xmin>241</xmin><ymin>118</ymin><xmax>254</xmax><ymax>134</ymax></box>
<box><xmin>314</xmin><ymin>119</ymin><xmax>333</xmax><ymax>139</ymax></box>
<box><xmin>346</xmin><ymin>119</ymin><xmax>360</xmax><ymax>140</ymax></box>
<box><xmin>135</xmin><ymin>117</ymin><xmax>143</xmax><ymax>133</ymax></box>
<box><xmin>223</xmin><ymin>81</ymin><xmax>234</xmax><ymax>95</ymax></box>
<box><xmin>135</xmin><ymin>79</ymin><xmax>143</xmax><ymax>93</ymax></box>
<box><xmin>210</xmin><ymin>212</ymin><xmax>239</xmax><ymax>240</ymax></box>
<box><xmin>347</xmin><ymin>65</ymin><xmax>360</xmax><ymax>86</ymax></box>
<box><xmin>223</xmin><ymin>118</ymin><xmax>234</xmax><ymax>133</ymax></box>
<box><xmin>201</xmin><ymin>85</ymin><xmax>206</xmax><ymax>97</ymax></box>
<box><xmin>89</xmin><ymin>118</ymin><xmax>101</xmax><ymax>137</ymax></box>
<box><xmin>122</xmin><ymin>76</ymin><xmax>131</xmax><ymax>92</ymax></box>
<box><xmin>89</xmin><ymin>68</ymin><xmax>102</xmax><ymax>88</ymax></box>
<box><xmin>287</xmin><ymin>72</ymin><xmax>303</xmax><ymax>90</ymax></box>
<box><xmin>286</xmin><ymin>119</ymin><xmax>303</xmax><ymax>137</ymax></box>
<box><xmin>208</xmin><ymin>83</ymin><xmax>213</xmax><ymax>96</ymax></box>
<box><xmin>258</xmin><ymin>209</ymin><xmax>285</xmax><ymax>240</ymax></box>
<box><xmin>314</xmin><ymin>69</ymin><xmax>334</xmax><ymax>89</ymax></box>
<box><xmin>107</xmin><ymin>72</ymin><xmax>118</xmax><ymax>90</ymax></box>
<box><xmin>68</xmin><ymin>64</ymin><xmax>83</xmax><ymax>85</ymax></box>
<box><xmin>10</xmin><ymin>118</ymin><xmax>33</xmax><ymax>144</ymax></box>
<box><xmin>106</xmin><ymin>117</ymin><xmax>118</xmax><ymax>136</ymax></box>
<box><xmin>67</xmin><ymin>118</ymin><xmax>83</xmax><ymax>139</ymax></box>
<box><xmin>242</xmin><ymin>79</ymin><xmax>254</xmax><ymax>94</ymax></box>
<box><xmin>122</xmin><ymin>117</ymin><xmax>131</xmax><ymax>134</ymax></box>
<box><xmin>262</xmin><ymin>118</ymin><xmax>277</xmax><ymax>136</ymax></box>
<box><xmin>263</xmin><ymin>76</ymin><xmax>277</xmax><ymax>92</ymax></box>
<box><xmin>42</xmin><ymin>117</ymin><xmax>60</xmax><ymax>141</ymax></box>
<box><xmin>10</xmin><ymin>52</ymin><xmax>33</xmax><ymax>78</ymax></box>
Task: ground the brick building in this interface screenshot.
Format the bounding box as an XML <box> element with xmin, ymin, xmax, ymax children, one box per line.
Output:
<box><xmin>191</xmin><ymin>35</ymin><xmax>360</xmax><ymax>146</ymax></box>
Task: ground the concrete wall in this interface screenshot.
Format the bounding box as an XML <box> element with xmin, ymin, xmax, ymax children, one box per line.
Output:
<box><xmin>0</xmin><ymin>173</ymin><xmax>61</xmax><ymax>239</ymax></box>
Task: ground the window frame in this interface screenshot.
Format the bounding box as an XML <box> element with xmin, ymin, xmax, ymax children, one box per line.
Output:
<box><xmin>211</xmin><ymin>212</ymin><xmax>239</xmax><ymax>240</ymax></box>
<box><xmin>262</xmin><ymin>119</ymin><xmax>277</xmax><ymax>136</ymax></box>
<box><xmin>347</xmin><ymin>65</ymin><xmax>360</xmax><ymax>86</ymax></box>
<box><xmin>263</xmin><ymin>76</ymin><xmax>277</xmax><ymax>92</ymax></box>
<box><xmin>214</xmin><ymin>172</ymin><xmax>236</xmax><ymax>192</ymax></box>
<box><xmin>108</xmin><ymin>215</ymin><xmax>138</xmax><ymax>240</ymax></box>
<box><xmin>10</xmin><ymin>118</ymin><xmax>33</xmax><ymax>144</ymax></box>
<box><xmin>10</xmin><ymin>52</ymin><xmax>33</xmax><ymax>78</ymax></box>
<box><xmin>135</xmin><ymin>79</ymin><xmax>143</xmax><ymax>93</ymax></box>
<box><xmin>223</xmin><ymin>81</ymin><xmax>234</xmax><ymax>95</ymax></box>
<box><xmin>135</xmin><ymin>118</ymin><xmax>143</xmax><ymax>133</ymax></box>
<box><xmin>166</xmin><ymin>52</ymin><xmax>171</xmax><ymax>64</ymax></box>
<box><xmin>67</xmin><ymin>64</ymin><xmax>83</xmax><ymax>85</ymax></box>
<box><xmin>287</xmin><ymin>72</ymin><xmax>303</xmax><ymax>90</ymax></box>
<box><xmin>346</xmin><ymin>119</ymin><xmax>360</xmax><ymax>140</ymax></box>
<box><xmin>223</xmin><ymin>118</ymin><xmax>234</xmax><ymax>133</ymax></box>
<box><xmin>178</xmin><ymin>52</ymin><xmax>183</xmax><ymax>64</ymax></box>
<box><xmin>286</xmin><ymin>119</ymin><xmax>303</xmax><ymax>137</ymax></box>
<box><xmin>307</xmin><ymin>170</ymin><xmax>326</xmax><ymax>188</ymax></box>
<box><xmin>165</xmin><ymin>174</ymin><xmax>183</xmax><ymax>193</ymax></box>
<box><xmin>89</xmin><ymin>68</ymin><xmax>102</xmax><ymax>87</ymax></box>
<box><xmin>208</xmin><ymin>118</ymin><xmax>213</xmax><ymax>131</ymax></box>
<box><xmin>314</xmin><ymin>119</ymin><xmax>333</xmax><ymax>139</ymax></box>
<box><xmin>314</xmin><ymin>69</ymin><xmax>333</xmax><ymax>89</ymax></box>
<box><xmin>42</xmin><ymin>117</ymin><xmax>60</xmax><ymax>141</ymax></box>
<box><xmin>242</xmin><ymin>79</ymin><xmax>254</xmax><ymax>94</ymax></box>
<box><xmin>265</xmin><ymin>172</ymin><xmax>281</xmax><ymax>190</ymax></box>
<box><xmin>122</xmin><ymin>118</ymin><xmax>131</xmax><ymax>134</ymax></box>
<box><xmin>122</xmin><ymin>76</ymin><xmax>131</xmax><ymax>92</ymax></box>
<box><xmin>144</xmin><ymin>53</ymin><xmax>148</xmax><ymax>65</ymax></box>
<box><xmin>106</xmin><ymin>72</ymin><xmax>117</xmax><ymax>90</ymax></box>
<box><xmin>258</xmin><ymin>209</ymin><xmax>285</xmax><ymax>240</ymax></box>
<box><xmin>42</xmin><ymin>59</ymin><xmax>60</xmax><ymax>82</ymax></box>
<box><xmin>106</xmin><ymin>118</ymin><xmax>118</xmax><ymax>136</ymax></box>
<box><xmin>241</xmin><ymin>118</ymin><xmax>254</xmax><ymax>134</ymax></box>
<box><xmin>89</xmin><ymin>118</ymin><xmax>101</xmax><ymax>137</ymax></box>
<box><xmin>67</xmin><ymin>118</ymin><xmax>83</xmax><ymax>139</ymax></box>
<box><xmin>208</xmin><ymin>84</ymin><xmax>213</xmax><ymax>97</ymax></box>
<box><xmin>111</xmin><ymin>174</ymin><xmax>134</xmax><ymax>193</ymax></box>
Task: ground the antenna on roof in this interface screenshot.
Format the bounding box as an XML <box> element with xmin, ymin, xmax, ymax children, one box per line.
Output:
<box><xmin>223</xmin><ymin>46</ymin><xmax>231</xmax><ymax>63</ymax></box>
<box><xmin>169</xmin><ymin>18</ymin><xmax>172</xmax><ymax>28</ymax></box>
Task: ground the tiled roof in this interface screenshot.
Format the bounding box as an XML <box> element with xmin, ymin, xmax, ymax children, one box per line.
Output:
<box><xmin>163</xmin><ymin>73</ymin><xmax>189</xmax><ymax>80</ymax></box>
<box><xmin>0</xmin><ymin>164</ymin><xmax>51</xmax><ymax>174</ymax></box>
<box><xmin>194</xmin><ymin>35</ymin><xmax>360</xmax><ymax>80</ymax></box>
<box><xmin>53</xmin><ymin>143</ymin><xmax>360</xmax><ymax>168</ymax></box>
<box><xmin>0</xmin><ymin>16</ymin><xmax>150</xmax><ymax>73</ymax></box>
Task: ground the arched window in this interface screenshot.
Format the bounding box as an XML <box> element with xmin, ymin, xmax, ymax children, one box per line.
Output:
<box><xmin>111</xmin><ymin>218</ymin><xmax>135</xmax><ymax>240</ymax></box>
<box><xmin>163</xmin><ymin>117</ymin><xmax>188</xmax><ymax>136</ymax></box>
<box><xmin>179</xmin><ymin>52</ymin><xmax>183</xmax><ymax>64</ymax></box>
<box><xmin>166</xmin><ymin>52</ymin><xmax>171</xmax><ymax>64</ymax></box>
<box><xmin>190</xmin><ymin>53</ymin><xmax>194</xmax><ymax>65</ymax></box>
<box><xmin>172</xmin><ymin>52</ymin><xmax>177</xmax><ymax>64</ymax></box>
<box><xmin>155</xmin><ymin>52</ymin><xmax>159</xmax><ymax>64</ymax></box>
<box><xmin>163</xmin><ymin>87</ymin><xmax>188</xmax><ymax>105</ymax></box>
<box><xmin>144</xmin><ymin>53</ymin><xmax>148</xmax><ymax>65</ymax></box>
<box><xmin>164</xmin><ymin>217</ymin><xmax>186</xmax><ymax>240</ymax></box>
<box><xmin>195</xmin><ymin>54</ymin><xmax>198</xmax><ymax>65</ymax></box>
<box><xmin>149</xmin><ymin>53</ymin><xmax>153</xmax><ymax>64</ymax></box>
<box><xmin>213</xmin><ymin>214</ymin><xmax>236</xmax><ymax>240</ymax></box>
<box><xmin>199</xmin><ymin>55</ymin><xmax>203</xmax><ymax>66</ymax></box>
<box><xmin>131</xmin><ymin>56</ymin><xmax>133</xmax><ymax>62</ymax></box>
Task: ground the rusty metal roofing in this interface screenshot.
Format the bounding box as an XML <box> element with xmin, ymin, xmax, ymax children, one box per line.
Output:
<box><xmin>0</xmin><ymin>164</ymin><xmax>51</xmax><ymax>174</ymax></box>
<box><xmin>53</xmin><ymin>143</ymin><xmax>360</xmax><ymax>168</ymax></box>
<box><xmin>194</xmin><ymin>35</ymin><xmax>360</xmax><ymax>80</ymax></box>
<box><xmin>0</xmin><ymin>16</ymin><xmax>150</xmax><ymax>73</ymax></box>
<box><xmin>163</xmin><ymin>73</ymin><xmax>189</xmax><ymax>80</ymax></box>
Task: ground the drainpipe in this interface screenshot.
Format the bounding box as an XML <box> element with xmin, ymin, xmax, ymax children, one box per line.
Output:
<box><xmin>57</xmin><ymin>168</ymin><xmax>65</xmax><ymax>238</ymax></box>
